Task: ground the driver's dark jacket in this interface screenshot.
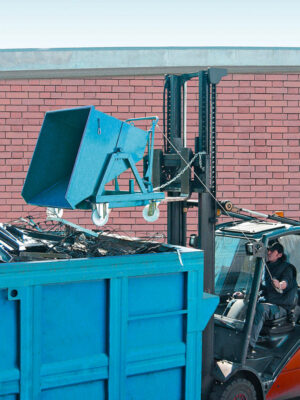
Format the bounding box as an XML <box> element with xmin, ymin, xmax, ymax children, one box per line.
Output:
<box><xmin>261</xmin><ymin>259</ymin><xmax>298</xmax><ymax>311</ymax></box>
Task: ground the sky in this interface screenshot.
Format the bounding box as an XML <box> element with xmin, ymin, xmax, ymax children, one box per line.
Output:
<box><xmin>1</xmin><ymin>0</ymin><xmax>300</xmax><ymax>49</ymax></box>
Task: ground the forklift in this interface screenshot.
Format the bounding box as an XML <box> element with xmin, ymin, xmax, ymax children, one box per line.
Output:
<box><xmin>18</xmin><ymin>68</ymin><xmax>300</xmax><ymax>399</ymax></box>
<box><xmin>152</xmin><ymin>69</ymin><xmax>300</xmax><ymax>399</ymax></box>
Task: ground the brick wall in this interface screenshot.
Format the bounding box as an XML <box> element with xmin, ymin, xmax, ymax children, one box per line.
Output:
<box><xmin>217</xmin><ymin>74</ymin><xmax>300</xmax><ymax>220</ymax></box>
<box><xmin>0</xmin><ymin>74</ymin><xmax>299</xmax><ymax>240</ymax></box>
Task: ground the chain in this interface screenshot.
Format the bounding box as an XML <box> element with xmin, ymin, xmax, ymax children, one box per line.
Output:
<box><xmin>154</xmin><ymin>124</ymin><xmax>255</xmax><ymax>244</ymax></box>
<box><xmin>262</xmin><ymin>258</ymin><xmax>283</xmax><ymax>294</ymax></box>
<box><xmin>153</xmin><ymin>151</ymin><xmax>201</xmax><ymax>191</ymax></box>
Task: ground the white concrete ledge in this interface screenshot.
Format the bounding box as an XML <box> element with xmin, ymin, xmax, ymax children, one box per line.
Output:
<box><xmin>1</xmin><ymin>47</ymin><xmax>300</xmax><ymax>78</ymax></box>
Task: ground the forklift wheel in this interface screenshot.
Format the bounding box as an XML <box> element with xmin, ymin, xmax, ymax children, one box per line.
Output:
<box><xmin>210</xmin><ymin>378</ymin><xmax>257</xmax><ymax>400</ymax></box>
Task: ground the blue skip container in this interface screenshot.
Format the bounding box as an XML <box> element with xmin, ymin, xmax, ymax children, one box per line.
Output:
<box><xmin>0</xmin><ymin>246</ymin><xmax>218</xmax><ymax>400</ymax></box>
<box><xmin>22</xmin><ymin>106</ymin><xmax>164</xmax><ymax>212</ymax></box>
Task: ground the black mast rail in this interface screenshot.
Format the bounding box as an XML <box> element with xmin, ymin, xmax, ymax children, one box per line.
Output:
<box><xmin>152</xmin><ymin>68</ymin><xmax>227</xmax><ymax>399</ymax></box>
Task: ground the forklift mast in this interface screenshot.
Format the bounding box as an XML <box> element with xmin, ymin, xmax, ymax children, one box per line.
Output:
<box><xmin>153</xmin><ymin>68</ymin><xmax>227</xmax><ymax>399</ymax></box>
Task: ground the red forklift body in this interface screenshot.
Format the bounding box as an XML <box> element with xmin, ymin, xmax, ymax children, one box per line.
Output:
<box><xmin>267</xmin><ymin>349</ymin><xmax>300</xmax><ymax>400</ymax></box>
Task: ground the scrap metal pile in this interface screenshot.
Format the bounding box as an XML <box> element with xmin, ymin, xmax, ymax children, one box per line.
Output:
<box><xmin>0</xmin><ymin>217</ymin><xmax>170</xmax><ymax>263</ymax></box>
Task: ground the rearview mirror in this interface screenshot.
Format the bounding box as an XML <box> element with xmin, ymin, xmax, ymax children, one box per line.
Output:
<box><xmin>245</xmin><ymin>242</ymin><xmax>267</xmax><ymax>258</ymax></box>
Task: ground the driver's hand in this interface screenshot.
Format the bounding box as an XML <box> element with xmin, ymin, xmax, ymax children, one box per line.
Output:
<box><xmin>233</xmin><ymin>291</ymin><xmax>245</xmax><ymax>299</ymax></box>
<box><xmin>272</xmin><ymin>279</ymin><xmax>280</xmax><ymax>289</ymax></box>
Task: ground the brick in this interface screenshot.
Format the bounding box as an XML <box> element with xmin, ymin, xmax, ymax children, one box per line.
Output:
<box><xmin>284</xmin><ymin>94</ymin><xmax>300</xmax><ymax>100</ymax></box>
<box><xmin>287</xmin><ymin>100</ymin><xmax>299</xmax><ymax>107</ymax></box>
<box><xmin>130</xmin><ymin>79</ymin><xmax>154</xmax><ymax>86</ymax></box>
<box><xmin>22</xmin><ymin>85</ymin><xmax>44</xmax><ymax>92</ymax></box>
<box><xmin>266</xmin><ymin>87</ymin><xmax>287</xmax><ymax>94</ymax></box>
<box><xmin>112</xmin><ymin>99</ymin><xmax>134</xmax><ymax>106</ymax></box>
<box><xmin>283</xmin><ymin>107</ymin><xmax>300</xmax><ymax>113</ymax></box>
<box><xmin>266</xmin><ymin>74</ymin><xmax>288</xmax><ymax>81</ymax></box>
<box><xmin>251</xmin><ymin>81</ymin><xmax>272</xmax><ymax>87</ymax></box>
<box><xmin>284</xmin><ymin>81</ymin><xmax>300</xmax><ymax>87</ymax></box>
<box><xmin>250</xmin><ymin>107</ymin><xmax>271</xmax><ymax>113</ymax></box>
<box><xmin>112</xmin><ymin>86</ymin><xmax>134</xmax><ymax>93</ymax></box>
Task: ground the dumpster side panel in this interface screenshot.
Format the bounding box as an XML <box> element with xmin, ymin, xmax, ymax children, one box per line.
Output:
<box><xmin>0</xmin><ymin>250</ymin><xmax>217</xmax><ymax>400</ymax></box>
<box><xmin>41</xmin><ymin>281</ymin><xmax>107</xmax><ymax>364</ymax></box>
<box><xmin>0</xmin><ymin>289</ymin><xmax>19</xmax><ymax>399</ymax></box>
<box><xmin>0</xmin><ymin>290</ymin><xmax>18</xmax><ymax>372</ymax></box>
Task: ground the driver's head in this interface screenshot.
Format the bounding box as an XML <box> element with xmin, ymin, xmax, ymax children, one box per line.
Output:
<box><xmin>267</xmin><ymin>242</ymin><xmax>285</xmax><ymax>263</ymax></box>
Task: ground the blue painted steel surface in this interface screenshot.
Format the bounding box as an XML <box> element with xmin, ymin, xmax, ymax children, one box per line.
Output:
<box><xmin>0</xmin><ymin>248</ymin><xmax>218</xmax><ymax>399</ymax></box>
<box><xmin>22</xmin><ymin>106</ymin><xmax>164</xmax><ymax>211</ymax></box>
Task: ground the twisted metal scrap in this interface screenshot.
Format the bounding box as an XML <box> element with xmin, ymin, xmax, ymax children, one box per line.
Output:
<box><xmin>5</xmin><ymin>219</ymin><xmax>170</xmax><ymax>261</ymax></box>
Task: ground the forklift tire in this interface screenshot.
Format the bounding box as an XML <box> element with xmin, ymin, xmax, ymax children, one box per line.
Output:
<box><xmin>210</xmin><ymin>378</ymin><xmax>257</xmax><ymax>400</ymax></box>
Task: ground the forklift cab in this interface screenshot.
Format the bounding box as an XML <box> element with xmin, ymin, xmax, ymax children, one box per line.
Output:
<box><xmin>212</xmin><ymin>220</ymin><xmax>300</xmax><ymax>399</ymax></box>
<box><xmin>210</xmin><ymin>219</ymin><xmax>300</xmax><ymax>400</ymax></box>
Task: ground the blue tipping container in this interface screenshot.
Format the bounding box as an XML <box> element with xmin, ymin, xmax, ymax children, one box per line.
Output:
<box><xmin>0</xmin><ymin>246</ymin><xmax>218</xmax><ymax>400</ymax></box>
<box><xmin>22</xmin><ymin>106</ymin><xmax>163</xmax><ymax>210</ymax></box>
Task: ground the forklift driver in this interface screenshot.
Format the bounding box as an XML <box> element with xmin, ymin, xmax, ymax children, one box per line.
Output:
<box><xmin>248</xmin><ymin>242</ymin><xmax>298</xmax><ymax>355</ymax></box>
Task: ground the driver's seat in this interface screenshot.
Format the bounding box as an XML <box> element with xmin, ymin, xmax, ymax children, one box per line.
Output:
<box><xmin>261</xmin><ymin>311</ymin><xmax>295</xmax><ymax>335</ymax></box>
<box><xmin>261</xmin><ymin>289</ymin><xmax>299</xmax><ymax>335</ymax></box>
